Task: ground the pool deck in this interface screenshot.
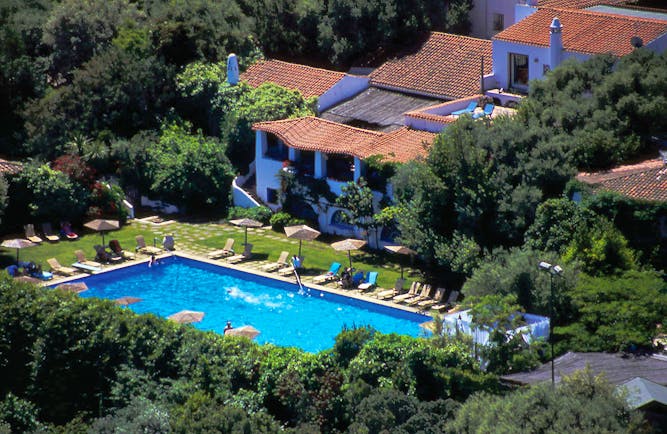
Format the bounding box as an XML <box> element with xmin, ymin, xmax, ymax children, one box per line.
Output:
<box><xmin>45</xmin><ymin>251</ymin><xmax>433</xmax><ymax>317</ymax></box>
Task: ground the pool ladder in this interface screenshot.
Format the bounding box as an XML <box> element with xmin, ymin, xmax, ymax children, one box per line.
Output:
<box><xmin>293</xmin><ymin>268</ymin><xmax>304</xmax><ymax>291</ymax></box>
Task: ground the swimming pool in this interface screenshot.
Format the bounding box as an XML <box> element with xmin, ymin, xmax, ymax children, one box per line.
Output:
<box><xmin>73</xmin><ymin>256</ymin><xmax>427</xmax><ymax>352</ymax></box>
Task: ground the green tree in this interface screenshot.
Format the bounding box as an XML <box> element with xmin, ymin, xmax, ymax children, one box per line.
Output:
<box><xmin>16</xmin><ymin>161</ymin><xmax>89</xmax><ymax>221</ymax></box>
<box><xmin>335</xmin><ymin>178</ymin><xmax>377</xmax><ymax>242</ymax></box>
<box><xmin>557</xmin><ymin>270</ymin><xmax>667</xmax><ymax>352</ymax></box>
<box><xmin>146</xmin><ymin>121</ymin><xmax>236</xmax><ymax>212</ymax></box>
<box><xmin>448</xmin><ymin>369</ymin><xmax>646</xmax><ymax>433</ymax></box>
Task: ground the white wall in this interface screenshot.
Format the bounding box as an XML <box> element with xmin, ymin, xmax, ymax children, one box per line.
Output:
<box><xmin>471</xmin><ymin>0</ymin><xmax>519</xmax><ymax>39</ymax></box>
<box><xmin>492</xmin><ymin>40</ymin><xmax>550</xmax><ymax>90</ymax></box>
<box><xmin>318</xmin><ymin>75</ymin><xmax>370</xmax><ymax>112</ymax></box>
<box><xmin>254</xmin><ymin>131</ymin><xmax>284</xmax><ymax>206</ymax></box>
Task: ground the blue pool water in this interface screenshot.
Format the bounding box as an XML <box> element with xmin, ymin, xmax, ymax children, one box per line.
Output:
<box><xmin>73</xmin><ymin>256</ymin><xmax>427</xmax><ymax>352</ymax></box>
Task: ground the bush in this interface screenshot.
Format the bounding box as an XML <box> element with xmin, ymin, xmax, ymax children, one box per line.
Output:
<box><xmin>269</xmin><ymin>212</ymin><xmax>306</xmax><ymax>232</ymax></box>
<box><xmin>227</xmin><ymin>206</ymin><xmax>272</xmax><ymax>225</ymax></box>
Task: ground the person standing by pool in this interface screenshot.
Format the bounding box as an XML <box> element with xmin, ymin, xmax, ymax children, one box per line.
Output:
<box><xmin>149</xmin><ymin>255</ymin><xmax>157</xmax><ymax>267</ymax></box>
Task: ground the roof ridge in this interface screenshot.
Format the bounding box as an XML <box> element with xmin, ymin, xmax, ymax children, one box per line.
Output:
<box><xmin>261</xmin><ymin>59</ymin><xmax>345</xmax><ymax>76</ymax></box>
<box><xmin>546</xmin><ymin>6</ymin><xmax>667</xmax><ymax>24</ymax></box>
<box><xmin>429</xmin><ymin>31</ymin><xmax>495</xmax><ymax>44</ymax></box>
<box><xmin>254</xmin><ymin>116</ymin><xmax>384</xmax><ymax>137</ymax></box>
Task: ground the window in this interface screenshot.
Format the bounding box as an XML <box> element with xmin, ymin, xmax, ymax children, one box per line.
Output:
<box><xmin>266</xmin><ymin>188</ymin><xmax>278</xmax><ymax>204</ymax></box>
<box><xmin>510</xmin><ymin>53</ymin><xmax>529</xmax><ymax>88</ymax></box>
<box><xmin>493</xmin><ymin>13</ymin><xmax>504</xmax><ymax>32</ymax></box>
<box><xmin>265</xmin><ymin>134</ymin><xmax>288</xmax><ymax>161</ymax></box>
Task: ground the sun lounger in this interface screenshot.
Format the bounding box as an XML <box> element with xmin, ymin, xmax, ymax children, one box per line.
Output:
<box><xmin>451</xmin><ymin>101</ymin><xmax>477</xmax><ymax>116</ymax></box>
<box><xmin>313</xmin><ymin>262</ymin><xmax>342</xmax><ymax>283</ymax></box>
<box><xmin>60</xmin><ymin>222</ymin><xmax>78</xmax><ymax>240</ymax></box>
<box><xmin>72</xmin><ymin>262</ymin><xmax>102</xmax><ymax>273</ymax></box>
<box><xmin>74</xmin><ymin>250</ymin><xmax>102</xmax><ymax>268</ymax></box>
<box><xmin>226</xmin><ymin>243</ymin><xmax>253</xmax><ymax>264</ymax></box>
<box><xmin>472</xmin><ymin>103</ymin><xmax>494</xmax><ymax>119</ymax></box>
<box><xmin>392</xmin><ymin>281</ymin><xmax>421</xmax><ymax>302</ymax></box>
<box><xmin>433</xmin><ymin>290</ymin><xmax>459</xmax><ymax>312</ymax></box>
<box><xmin>358</xmin><ymin>271</ymin><xmax>378</xmax><ymax>291</ymax></box>
<box><xmin>261</xmin><ymin>251</ymin><xmax>290</xmax><ymax>272</ymax></box>
<box><xmin>278</xmin><ymin>256</ymin><xmax>305</xmax><ymax>276</ymax></box>
<box><xmin>24</xmin><ymin>224</ymin><xmax>42</xmax><ymax>243</ymax></box>
<box><xmin>41</xmin><ymin>223</ymin><xmax>60</xmax><ymax>242</ymax></box>
<box><xmin>376</xmin><ymin>278</ymin><xmax>405</xmax><ymax>300</ymax></box>
<box><xmin>109</xmin><ymin>239</ymin><xmax>135</xmax><ymax>260</ymax></box>
<box><xmin>207</xmin><ymin>238</ymin><xmax>235</xmax><ymax>259</ymax></box>
<box><xmin>418</xmin><ymin>287</ymin><xmax>447</xmax><ymax>309</ymax></box>
<box><xmin>351</xmin><ymin>271</ymin><xmax>365</xmax><ymax>287</ymax></box>
<box><xmin>405</xmin><ymin>284</ymin><xmax>433</xmax><ymax>306</ymax></box>
<box><xmin>135</xmin><ymin>235</ymin><xmax>162</xmax><ymax>255</ymax></box>
<box><xmin>46</xmin><ymin>258</ymin><xmax>77</xmax><ymax>276</ymax></box>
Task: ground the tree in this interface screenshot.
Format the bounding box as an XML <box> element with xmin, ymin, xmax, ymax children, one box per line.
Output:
<box><xmin>15</xmin><ymin>161</ymin><xmax>89</xmax><ymax>222</ymax></box>
<box><xmin>557</xmin><ymin>270</ymin><xmax>667</xmax><ymax>352</ymax></box>
<box><xmin>448</xmin><ymin>369</ymin><xmax>646</xmax><ymax>433</ymax></box>
<box><xmin>41</xmin><ymin>0</ymin><xmax>140</xmax><ymax>82</ymax></box>
<box><xmin>335</xmin><ymin>178</ymin><xmax>377</xmax><ymax>242</ymax></box>
<box><xmin>146</xmin><ymin>121</ymin><xmax>236</xmax><ymax>212</ymax></box>
<box><xmin>525</xmin><ymin>198</ymin><xmax>596</xmax><ymax>255</ymax></box>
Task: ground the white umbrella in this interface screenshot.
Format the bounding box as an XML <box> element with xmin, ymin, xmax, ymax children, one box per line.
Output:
<box><xmin>225</xmin><ymin>325</ymin><xmax>260</xmax><ymax>339</ymax></box>
<box><xmin>84</xmin><ymin>219</ymin><xmax>120</xmax><ymax>245</ymax></box>
<box><xmin>1</xmin><ymin>238</ymin><xmax>36</xmax><ymax>264</ymax></box>
<box><xmin>229</xmin><ymin>218</ymin><xmax>263</xmax><ymax>245</ymax></box>
<box><xmin>168</xmin><ymin>310</ymin><xmax>205</xmax><ymax>324</ymax></box>
<box><xmin>331</xmin><ymin>238</ymin><xmax>367</xmax><ymax>269</ymax></box>
<box><xmin>284</xmin><ymin>225</ymin><xmax>320</xmax><ymax>257</ymax></box>
<box><xmin>384</xmin><ymin>245</ymin><xmax>417</xmax><ymax>279</ymax></box>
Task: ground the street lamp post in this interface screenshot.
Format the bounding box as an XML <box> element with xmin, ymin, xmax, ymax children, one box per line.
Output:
<box><xmin>538</xmin><ymin>261</ymin><xmax>562</xmax><ymax>386</ymax></box>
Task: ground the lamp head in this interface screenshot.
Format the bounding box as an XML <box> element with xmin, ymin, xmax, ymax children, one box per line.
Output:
<box><xmin>552</xmin><ymin>265</ymin><xmax>563</xmax><ymax>275</ymax></box>
<box><xmin>538</xmin><ymin>261</ymin><xmax>552</xmax><ymax>271</ymax></box>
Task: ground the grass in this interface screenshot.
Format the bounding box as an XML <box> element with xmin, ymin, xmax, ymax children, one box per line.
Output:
<box><xmin>1</xmin><ymin>218</ymin><xmax>422</xmax><ymax>290</ymax></box>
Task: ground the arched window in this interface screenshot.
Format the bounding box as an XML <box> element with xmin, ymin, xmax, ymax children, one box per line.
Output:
<box><xmin>331</xmin><ymin>210</ymin><xmax>352</xmax><ymax>228</ymax></box>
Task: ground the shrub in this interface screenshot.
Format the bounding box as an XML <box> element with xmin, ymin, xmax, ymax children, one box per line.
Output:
<box><xmin>269</xmin><ymin>212</ymin><xmax>306</xmax><ymax>232</ymax></box>
<box><xmin>227</xmin><ymin>206</ymin><xmax>272</xmax><ymax>225</ymax></box>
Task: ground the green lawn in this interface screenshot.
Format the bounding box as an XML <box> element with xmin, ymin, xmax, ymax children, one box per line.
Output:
<box><xmin>1</xmin><ymin>219</ymin><xmax>422</xmax><ymax>289</ymax></box>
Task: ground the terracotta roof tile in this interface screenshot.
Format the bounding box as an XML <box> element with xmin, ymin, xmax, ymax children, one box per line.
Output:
<box><xmin>576</xmin><ymin>159</ymin><xmax>667</xmax><ymax>202</ymax></box>
<box><xmin>0</xmin><ymin>159</ymin><xmax>22</xmax><ymax>175</ymax></box>
<box><xmin>253</xmin><ymin>117</ymin><xmax>435</xmax><ymax>163</ymax></box>
<box><xmin>538</xmin><ymin>0</ymin><xmax>634</xmax><ymax>9</ymax></box>
<box><xmin>494</xmin><ymin>8</ymin><xmax>667</xmax><ymax>56</ymax></box>
<box><xmin>370</xmin><ymin>33</ymin><xmax>492</xmax><ymax>99</ymax></box>
<box><xmin>241</xmin><ymin>60</ymin><xmax>345</xmax><ymax>98</ymax></box>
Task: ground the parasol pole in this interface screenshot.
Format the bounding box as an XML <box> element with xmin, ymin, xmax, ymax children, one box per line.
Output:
<box><xmin>298</xmin><ymin>239</ymin><xmax>303</xmax><ymax>258</ymax></box>
<box><xmin>348</xmin><ymin>250</ymin><xmax>352</xmax><ymax>269</ymax></box>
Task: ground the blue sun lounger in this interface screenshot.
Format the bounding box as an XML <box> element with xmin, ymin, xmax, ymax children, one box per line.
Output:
<box><xmin>473</xmin><ymin>103</ymin><xmax>495</xmax><ymax>119</ymax></box>
<box><xmin>358</xmin><ymin>271</ymin><xmax>378</xmax><ymax>290</ymax></box>
<box><xmin>451</xmin><ymin>101</ymin><xmax>477</xmax><ymax>116</ymax></box>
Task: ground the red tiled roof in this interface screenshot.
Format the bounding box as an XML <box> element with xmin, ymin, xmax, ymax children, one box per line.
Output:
<box><xmin>253</xmin><ymin>117</ymin><xmax>435</xmax><ymax>163</ymax></box>
<box><xmin>494</xmin><ymin>8</ymin><xmax>667</xmax><ymax>56</ymax></box>
<box><xmin>538</xmin><ymin>0</ymin><xmax>634</xmax><ymax>9</ymax></box>
<box><xmin>370</xmin><ymin>33</ymin><xmax>492</xmax><ymax>100</ymax></box>
<box><xmin>0</xmin><ymin>159</ymin><xmax>22</xmax><ymax>175</ymax></box>
<box><xmin>240</xmin><ymin>60</ymin><xmax>345</xmax><ymax>98</ymax></box>
<box><xmin>576</xmin><ymin>159</ymin><xmax>667</xmax><ymax>202</ymax></box>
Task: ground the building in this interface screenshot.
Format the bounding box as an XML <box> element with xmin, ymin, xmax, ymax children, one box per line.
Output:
<box><xmin>491</xmin><ymin>7</ymin><xmax>667</xmax><ymax>91</ymax></box>
<box><xmin>251</xmin><ymin>116</ymin><xmax>435</xmax><ymax>242</ymax></box>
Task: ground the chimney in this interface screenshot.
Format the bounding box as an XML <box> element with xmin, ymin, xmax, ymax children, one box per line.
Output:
<box><xmin>227</xmin><ymin>53</ymin><xmax>239</xmax><ymax>85</ymax></box>
<box><xmin>549</xmin><ymin>17</ymin><xmax>562</xmax><ymax>71</ymax></box>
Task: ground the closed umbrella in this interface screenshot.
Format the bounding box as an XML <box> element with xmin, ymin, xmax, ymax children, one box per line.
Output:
<box><xmin>225</xmin><ymin>325</ymin><xmax>260</xmax><ymax>339</ymax></box>
<box><xmin>84</xmin><ymin>219</ymin><xmax>120</xmax><ymax>246</ymax></box>
<box><xmin>1</xmin><ymin>238</ymin><xmax>36</xmax><ymax>264</ymax></box>
<box><xmin>114</xmin><ymin>296</ymin><xmax>142</xmax><ymax>306</ymax></box>
<box><xmin>229</xmin><ymin>218</ymin><xmax>263</xmax><ymax>245</ymax></box>
<box><xmin>331</xmin><ymin>238</ymin><xmax>367</xmax><ymax>269</ymax></box>
<box><xmin>384</xmin><ymin>245</ymin><xmax>417</xmax><ymax>279</ymax></box>
<box><xmin>168</xmin><ymin>310</ymin><xmax>204</xmax><ymax>324</ymax></box>
<box><xmin>284</xmin><ymin>224</ymin><xmax>320</xmax><ymax>257</ymax></box>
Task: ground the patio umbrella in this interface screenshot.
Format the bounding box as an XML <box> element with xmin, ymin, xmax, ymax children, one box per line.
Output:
<box><xmin>384</xmin><ymin>245</ymin><xmax>416</xmax><ymax>279</ymax></box>
<box><xmin>225</xmin><ymin>325</ymin><xmax>260</xmax><ymax>339</ymax></box>
<box><xmin>331</xmin><ymin>238</ymin><xmax>367</xmax><ymax>269</ymax></box>
<box><xmin>84</xmin><ymin>219</ymin><xmax>120</xmax><ymax>246</ymax></box>
<box><xmin>284</xmin><ymin>224</ymin><xmax>321</xmax><ymax>257</ymax></box>
<box><xmin>168</xmin><ymin>310</ymin><xmax>205</xmax><ymax>324</ymax></box>
<box><xmin>229</xmin><ymin>218</ymin><xmax>263</xmax><ymax>245</ymax></box>
<box><xmin>55</xmin><ymin>282</ymin><xmax>89</xmax><ymax>293</ymax></box>
<box><xmin>1</xmin><ymin>238</ymin><xmax>36</xmax><ymax>264</ymax></box>
<box><xmin>15</xmin><ymin>275</ymin><xmax>41</xmax><ymax>284</ymax></box>
<box><xmin>114</xmin><ymin>296</ymin><xmax>142</xmax><ymax>306</ymax></box>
